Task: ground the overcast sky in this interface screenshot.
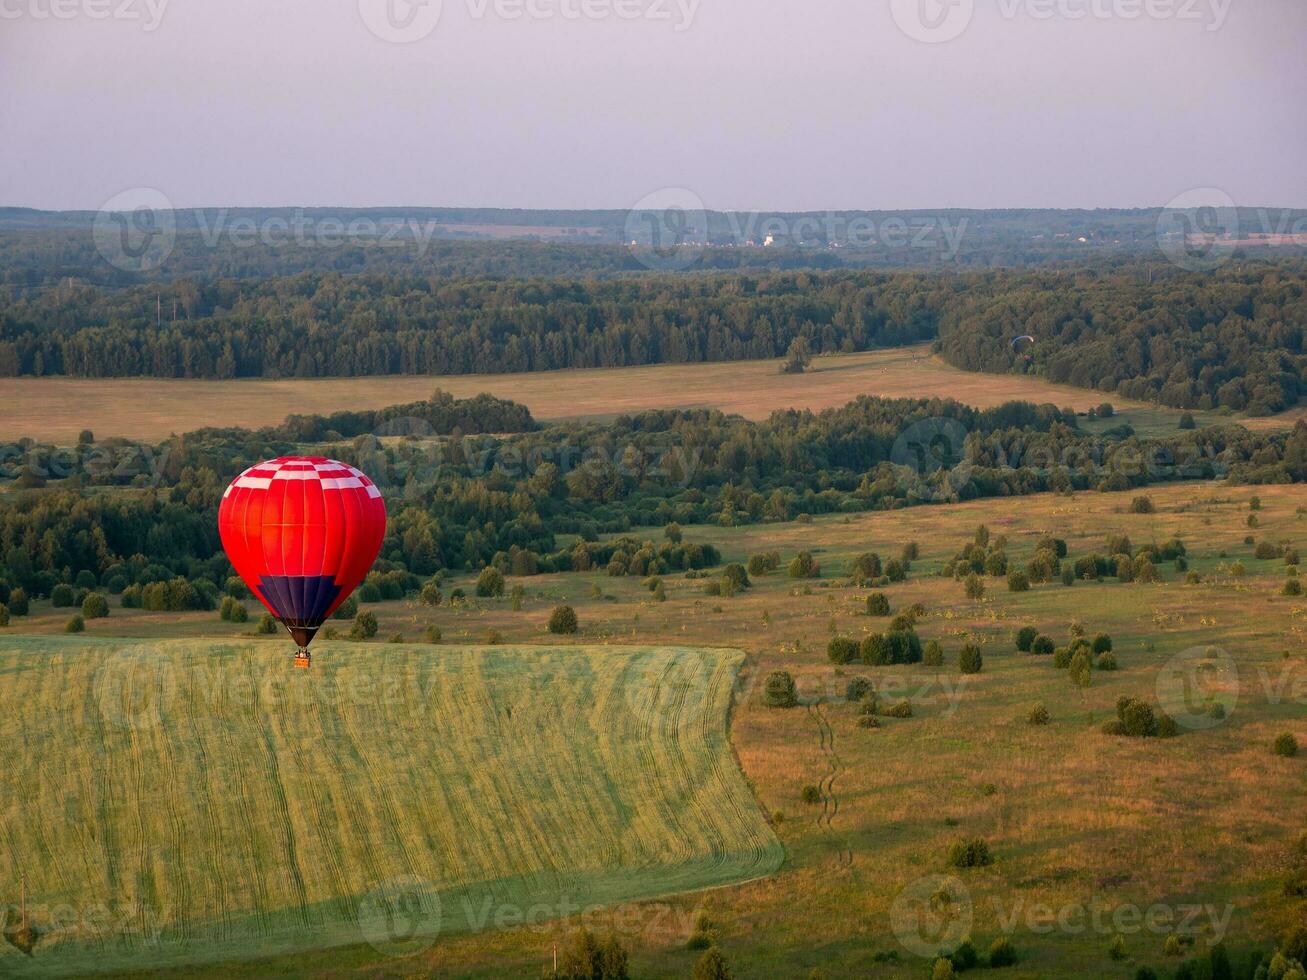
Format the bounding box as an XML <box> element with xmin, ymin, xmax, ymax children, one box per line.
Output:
<box><xmin>1</xmin><ymin>0</ymin><xmax>1304</xmax><ymax>211</ymax></box>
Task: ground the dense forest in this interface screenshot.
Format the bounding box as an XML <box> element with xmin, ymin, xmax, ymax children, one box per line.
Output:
<box><xmin>9</xmin><ymin>206</ymin><xmax>1302</xmax><ymax>290</ymax></box>
<box><xmin>1</xmin><ymin>388</ymin><xmax>1302</xmax><ymax>602</ymax></box>
<box><xmin>2</xmin><ymin>262</ymin><xmax>1302</xmax><ymax>414</ymax></box>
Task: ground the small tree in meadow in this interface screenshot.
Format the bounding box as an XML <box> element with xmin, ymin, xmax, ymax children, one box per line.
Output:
<box><xmin>1016</xmin><ymin>626</ymin><xmax>1039</xmax><ymax>652</ymax></box>
<box><xmin>964</xmin><ymin>574</ymin><xmax>985</xmax><ymax>601</ymax></box>
<box><xmin>475</xmin><ymin>566</ymin><xmax>505</xmax><ymax>597</ymax></box>
<box><xmin>349</xmin><ymin>610</ymin><xmax>378</xmax><ymax>639</ymax></box>
<box><xmin>866</xmin><ymin>592</ymin><xmax>891</xmax><ymax>616</ymax></box>
<box><xmin>548</xmin><ymin>605</ymin><xmax>578</xmax><ymax>635</ymax></box>
<box><xmin>763</xmin><ymin>670</ymin><xmax>798</xmax><ymax>708</ymax></box>
<box><xmin>958</xmin><ymin>644</ymin><xmax>983</xmax><ymax>674</ymax></box>
<box><xmin>81</xmin><ymin>592</ymin><xmax>110</xmax><ymax>619</ymax></box>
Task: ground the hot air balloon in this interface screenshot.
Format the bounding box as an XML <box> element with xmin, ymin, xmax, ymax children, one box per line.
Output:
<box><xmin>219</xmin><ymin>456</ymin><xmax>386</xmax><ymax>668</ymax></box>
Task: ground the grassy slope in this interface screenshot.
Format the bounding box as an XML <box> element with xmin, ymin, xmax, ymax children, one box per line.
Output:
<box><xmin>2</xmin><ymin>345</ymin><xmax>1293</xmax><ymax>444</ymax></box>
<box><xmin>0</xmin><ymin>641</ymin><xmax>781</xmax><ymax>977</ymax></box>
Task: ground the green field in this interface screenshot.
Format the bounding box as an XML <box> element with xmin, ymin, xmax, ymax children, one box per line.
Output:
<box><xmin>0</xmin><ymin>640</ymin><xmax>781</xmax><ymax>976</ymax></box>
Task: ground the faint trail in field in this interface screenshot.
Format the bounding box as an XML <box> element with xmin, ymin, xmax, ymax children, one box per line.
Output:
<box><xmin>807</xmin><ymin>701</ymin><xmax>853</xmax><ymax>869</ymax></box>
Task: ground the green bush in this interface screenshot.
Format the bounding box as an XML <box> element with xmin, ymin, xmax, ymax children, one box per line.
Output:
<box><xmin>846</xmin><ymin>677</ymin><xmax>875</xmax><ymax>703</ymax></box>
<box><xmin>866</xmin><ymin>592</ymin><xmax>891</xmax><ymax>616</ymax></box>
<box><xmin>388</xmin><ymin>632</ymin><xmax>405</xmax><ymax>644</ymax></box>
<box><xmin>827</xmin><ymin>636</ymin><xmax>859</xmax><ymax>665</ymax></box>
<box><xmin>1130</xmin><ymin>495</ymin><xmax>1155</xmax><ymax>514</ymax></box>
<box><xmin>1027</xmin><ymin>703</ymin><xmax>1050</xmax><ymax>726</ymax></box>
<box><xmin>0</xmin><ymin>604</ymin><xmax>8</xmax><ymax>627</ymax></box>
<box><xmin>763</xmin><ymin>670</ymin><xmax>798</xmax><ymax>708</ymax></box>
<box><xmin>548</xmin><ymin>605</ymin><xmax>579</xmax><ymax>635</ymax></box>
<box><xmin>947</xmin><ymin>837</ymin><xmax>992</xmax><ymax>868</ymax></box>
<box><xmin>475</xmin><ymin>566</ymin><xmax>505</xmax><ymax>598</ymax></box>
<box><xmin>1284</xmin><ymin>580</ymin><xmax>1304</xmax><ymax>597</ymax></box>
<box><xmin>860</xmin><ymin>633</ymin><xmax>888</xmax><ymax>666</ymax></box>
<box><xmin>52</xmin><ymin>583</ymin><xmax>75</xmax><ymax>607</ymax></box>
<box><xmin>932</xmin><ymin>959</ymin><xmax>956</xmax><ymax>980</ymax></box>
<box><xmin>1052</xmin><ymin>647</ymin><xmax>1072</xmax><ymax>669</ymax></box>
<box><xmin>748</xmin><ymin>551</ymin><xmax>781</xmax><ymax>576</ymax></box>
<box><xmin>1069</xmin><ymin>649</ymin><xmax>1093</xmax><ymax>687</ymax></box>
<box><xmin>64</xmin><ymin>614</ymin><xmax>85</xmax><ymax>633</ymax></box>
<box><xmin>692</xmin><ymin>947</ymin><xmax>732</xmax><ymax>980</ymax></box>
<box><xmin>958</xmin><ymin>644</ymin><xmax>983</xmax><ymax>674</ymax></box>
<box><xmin>420</xmin><ymin>582</ymin><xmax>443</xmax><ymax>606</ymax></box>
<box><xmin>1092</xmin><ymin>633</ymin><xmax>1112</xmax><ymax>654</ymax></box>
<box><xmin>425</xmin><ymin>625</ymin><xmax>442</xmax><ymax>643</ymax></box>
<box><xmin>1115</xmin><ymin>697</ymin><xmax>1157</xmax><ymax>737</ymax></box>
<box><xmin>987</xmin><ymin>936</ymin><xmax>1017</xmax><ymax>967</ymax></box>
<box><xmin>849</xmin><ymin>552</ymin><xmax>882</xmax><ymax>584</ymax></box>
<box><xmin>1274</xmin><ymin>733</ymin><xmax>1299</xmax><ymax>758</ymax></box>
<box><xmin>964</xmin><ymin>574</ymin><xmax>985</xmax><ymax>601</ymax></box>
<box><xmin>881</xmin><ymin>700</ymin><xmax>912</xmax><ymax>718</ymax></box>
<box><xmin>81</xmin><ymin>592</ymin><xmax>109</xmax><ymax>619</ymax></box>
<box><xmin>256</xmin><ymin>612</ymin><xmax>278</xmax><ymax>634</ymax></box>
<box><xmin>923</xmin><ymin>640</ymin><xmax>944</xmax><ymax>667</ymax></box>
<box><xmin>1016</xmin><ymin>626</ymin><xmax>1039</xmax><ymax>652</ymax></box>
<box><xmin>788</xmin><ymin>552</ymin><xmax>819</xmax><ymax>578</ymax></box>
<box><xmin>1007</xmin><ymin>571</ymin><xmax>1030</xmax><ymax>592</ymax></box>
<box><xmin>1096</xmin><ymin>651</ymin><xmax>1118</xmax><ymax>671</ymax></box>
<box><xmin>1031</xmin><ymin>634</ymin><xmax>1055</xmax><ymax>656</ymax></box>
<box><xmin>950</xmin><ymin>937</ymin><xmax>979</xmax><ymax>971</ymax></box>
<box><xmin>349</xmin><ymin>611</ymin><xmax>379</xmax><ymax>639</ymax></box>
<box><xmin>800</xmin><ymin>785</ymin><xmax>821</xmax><ymax>804</ymax></box>
<box><xmin>332</xmin><ymin>595</ymin><xmax>358</xmax><ymax>620</ymax></box>
<box><xmin>1061</xmin><ymin>567</ymin><xmax>1075</xmax><ymax>586</ymax></box>
<box><xmin>8</xmin><ymin>588</ymin><xmax>28</xmax><ymax>616</ymax></box>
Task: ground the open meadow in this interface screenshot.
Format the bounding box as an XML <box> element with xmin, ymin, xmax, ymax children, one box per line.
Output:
<box><xmin>0</xmin><ymin>640</ymin><xmax>781</xmax><ymax>976</ymax></box>
<box><xmin>4</xmin><ymin>481</ymin><xmax>1304</xmax><ymax>977</ymax></box>
<box><xmin>2</xmin><ymin>346</ymin><xmax>1285</xmax><ymax>445</ymax></box>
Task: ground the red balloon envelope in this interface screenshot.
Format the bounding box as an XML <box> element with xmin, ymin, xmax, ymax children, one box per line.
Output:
<box><xmin>218</xmin><ymin>456</ymin><xmax>386</xmax><ymax>666</ymax></box>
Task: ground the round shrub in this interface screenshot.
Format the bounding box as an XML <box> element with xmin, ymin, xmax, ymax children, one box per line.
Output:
<box><xmin>1091</xmin><ymin>633</ymin><xmax>1112</xmax><ymax>654</ymax></box>
<box><xmin>958</xmin><ymin>644</ymin><xmax>983</xmax><ymax>674</ymax></box>
<box><xmin>947</xmin><ymin>837</ymin><xmax>992</xmax><ymax>868</ymax></box>
<box><xmin>229</xmin><ymin>602</ymin><xmax>248</xmax><ymax>623</ymax></box>
<box><xmin>827</xmin><ymin>636</ymin><xmax>859</xmax><ymax>664</ymax></box>
<box><xmin>548</xmin><ymin>605</ymin><xmax>578</xmax><ymax>635</ymax></box>
<box><xmin>923</xmin><ymin>640</ymin><xmax>944</xmax><ymax>667</ymax></box>
<box><xmin>856</xmin><ymin>714</ymin><xmax>880</xmax><ymax>729</ymax></box>
<box><xmin>475</xmin><ymin>566</ymin><xmax>505</xmax><ymax>598</ymax></box>
<box><xmin>788</xmin><ymin>552</ymin><xmax>819</xmax><ymax>579</ymax></box>
<box><xmin>8</xmin><ymin>588</ymin><xmax>29</xmax><ymax>616</ymax></box>
<box><xmin>1284</xmin><ymin>579</ymin><xmax>1304</xmax><ymax>597</ymax></box>
<box><xmin>1273</xmin><ymin>733</ymin><xmax>1299</xmax><ymax>758</ymax></box>
<box><xmin>256</xmin><ymin>612</ymin><xmax>278</xmax><ymax>634</ymax></box>
<box><xmin>964</xmin><ymin>574</ymin><xmax>985</xmax><ymax>601</ymax></box>
<box><xmin>987</xmin><ymin>936</ymin><xmax>1017</xmax><ymax>967</ymax></box>
<box><xmin>764</xmin><ymin>670</ymin><xmax>799</xmax><ymax>708</ymax></box>
<box><xmin>800</xmin><ymin>785</ymin><xmax>822</xmax><ymax>805</ymax></box>
<box><xmin>846</xmin><ymin>677</ymin><xmax>875</xmax><ymax>703</ymax></box>
<box><xmin>932</xmin><ymin>958</ymin><xmax>956</xmax><ymax>980</ymax></box>
<box><xmin>883</xmin><ymin>700</ymin><xmax>913</xmax><ymax>718</ymax></box>
<box><xmin>1016</xmin><ymin>626</ymin><xmax>1039</xmax><ymax>652</ymax></box>
<box><xmin>64</xmin><ymin>614</ymin><xmax>85</xmax><ymax>633</ymax></box>
<box><xmin>1096</xmin><ymin>651</ymin><xmax>1118</xmax><ymax>671</ymax></box>
<box><xmin>1120</xmin><ymin>698</ymin><xmax>1157</xmax><ymax>738</ymax></box>
<box><xmin>52</xmin><ymin>583</ymin><xmax>75</xmax><ymax>608</ymax></box>
<box><xmin>1007</xmin><ymin>571</ymin><xmax>1030</xmax><ymax>592</ymax></box>
<box><xmin>332</xmin><ymin>595</ymin><xmax>358</xmax><ymax>620</ymax></box>
<box><xmin>1052</xmin><ymin>647</ymin><xmax>1072</xmax><ymax>669</ymax></box>
<box><xmin>1027</xmin><ymin>703</ymin><xmax>1050</xmax><ymax>726</ymax></box>
<box><xmin>1031</xmin><ymin>634</ymin><xmax>1055</xmax><ymax>656</ymax></box>
<box><xmin>81</xmin><ymin>592</ymin><xmax>109</xmax><ymax>619</ymax></box>
<box><xmin>348</xmin><ymin>610</ymin><xmax>378</xmax><ymax>639</ymax></box>
<box><xmin>866</xmin><ymin>592</ymin><xmax>891</xmax><ymax>616</ymax></box>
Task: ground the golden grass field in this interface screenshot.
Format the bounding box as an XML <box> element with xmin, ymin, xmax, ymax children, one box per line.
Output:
<box><xmin>5</xmin><ymin>481</ymin><xmax>1304</xmax><ymax>978</ymax></box>
<box><xmin>4</xmin><ymin>346</ymin><xmax>1286</xmax><ymax>445</ymax></box>
<box><xmin>0</xmin><ymin>640</ymin><xmax>781</xmax><ymax>977</ymax></box>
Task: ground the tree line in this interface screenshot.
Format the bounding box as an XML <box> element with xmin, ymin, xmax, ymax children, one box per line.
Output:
<box><xmin>1</xmin><ymin>263</ymin><xmax>1301</xmax><ymax>416</ymax></box>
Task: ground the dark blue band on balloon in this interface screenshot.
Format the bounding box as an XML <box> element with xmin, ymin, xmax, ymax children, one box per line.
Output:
<box><xmin>257</xmin><ymin>575</ymin><xmax>342</xmax><ymax>626</ymax></box>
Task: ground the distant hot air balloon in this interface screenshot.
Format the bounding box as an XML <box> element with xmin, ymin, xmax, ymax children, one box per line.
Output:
<box><xmin>219</xmin><ymin>456</ymin><xmax>386</xmax><ymax>668</ymax></box>
<box><xmin>1010</xmin><ymin>335</ymin><xmax>1036</xmax><ymax>360</ymax></box>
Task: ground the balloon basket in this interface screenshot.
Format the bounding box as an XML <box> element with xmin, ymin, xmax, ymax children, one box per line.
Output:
<box><xmin>293</xmin><ymin>651</ymin><xmax>311</xmax><ymax>669</ymax></box>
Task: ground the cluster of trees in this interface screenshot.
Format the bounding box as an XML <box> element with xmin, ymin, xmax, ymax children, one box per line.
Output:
<box><xmin>935</xmin><ymin>264</ymin><xmax>1306</xmax><ymax>414</ymax></box>
<box><xmin>0</xmin><ymin>270</ymin><xmax>941</xmax><ymax>378</ymax></box>
<box><xmin>0</xmin><ymin>390</ymin><xmax>1303</xmax><ymax>599</ymax></box>
<box><xmin>2</xmin><ymin>261</ymin><xmax>1303</xmax><ymax>421</ymax></box>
